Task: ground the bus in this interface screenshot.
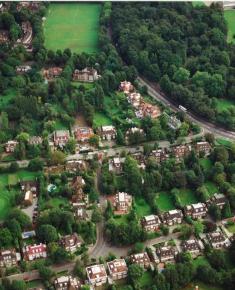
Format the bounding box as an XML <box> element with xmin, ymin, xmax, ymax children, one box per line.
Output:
<box><xmin>179</xmin><ymin>105</ymin><xmax>187</xmax><ymax>113</ymax></box>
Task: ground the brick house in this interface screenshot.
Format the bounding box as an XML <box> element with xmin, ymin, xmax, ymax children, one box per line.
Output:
<box><xmin>160</xmin><ymin>209</ymin><xmax>183</xmax><ymax>226</ymax></box>
<box><xmin>16</xmin><ymin>65</ymin><xmax>32</xmax><ymax>74</ymax></box>
<box><xmin>53</xmin><ymin>130</ymin><xmax>70</xmax><ymax>147</ymax></box>
<box><xmin>130</xmin><ymin>252</ymin><xmax>151</xmax><ymax>269</ymax></box>
<box><xmin>43</xmin><ymin>67</ymin><xmax>63</xmax><ymax>80</ymax></box>
<box><xmin>119</xmin><ymin>81</ymin><xmax>134</xmax><ymax>94</ymax></box>
<box><xmin>73</xmin><ymin>68</ymin><xmax>100</xmax><ymax>82</ymax></box>
<box><xmin>195</xmin><ymin>141</ymin><xmax>211</xmax><ymax>156</ymax></box>
<box><xmin>107</xmin><ymin>259</ymin><xmax>128</xmax><ymax>280</ymax></box>
<box><xmin>150</xmin><ymin>149</ymin><xmax>169</xmax><ymax>163</ymax></box>
<box><xmin>181</xmin><ymin>239</ymin><xmax>202</xmax><ymax>257</ymax></box>
<box><xmin>207</xmin><ymin>231</ymin><xmax>231</xmax><ymax>249</ymax></box>
<box><xmin>60</xmin><ymin>233</ymin><xmax>83</xmax><ymax>253</ymax></box>
<box><xmin>141</xmin><ymin>215</ymin><xmax>161</xmax><ymax>232</ymax></box>
<box><xmin>86</xmin><ymin>264</ymin><xmax>107</xmax><ymax>286</ymax></box>
<box><xmin>0</xmin><ymin>249</ymin><xmax>21</xmax><ymax>268</ymax></box>
<box><xmin>23</xmin><ymin>244</ymin><xmax>47</xmax><ymax>261</ymax></box>
<box><xmin>127</xmin><ymin>92</ymin><xmax>141</xmax><ymax>108</ymax></box>
<box><xmin>108</xmin><ymin>157</ymin><xmax>126</xmax><ymax>174</ymax></box>
<box><xmin>206</xmin><ymin>193</ymin><xmax>227</xmax><ymax>209</ymax></box>
<box><xmin>98</xmin><ymin>125</ymin><xmax>117</xmax><ymax>141</ymax></box>
<box><xmin>184</xmin><ymin>203</ymin><xmax>208</xmax><ymax>219</ymax></box>
<box><xmin>108</xmin><ymin>192</ymin><xmax>132</xmax><ymax>214</ymax></box>
<box><xmin>73</xmin><ymin>127</ymin><xmax>94</xmax><ymax>142</ymax></box>
<box><xmin>5</xmin><ymin>140</ymin><xmax>18</xmax><ymax>153</ymax></box>
<box><xmin>156</xmin><ymin>246</ymin><xmax>177</xmax><ymax>263</ymax></box>
<box><xmin>172</xmin><ymin>144</ymin><xmax>191</xmax><ymax>162</ymax></box>
<box><xmin>54</xmin><ymin>275</ymin><xmax>81</xmax><ymax>290</ymax></box>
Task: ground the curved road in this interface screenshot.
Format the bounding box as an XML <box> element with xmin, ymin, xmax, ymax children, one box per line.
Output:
<box><xmin>138</xmin><ymin>77</ymin><xmax>235</xmax><ymax>141</ymax></box>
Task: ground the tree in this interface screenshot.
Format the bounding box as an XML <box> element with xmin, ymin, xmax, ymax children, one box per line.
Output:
<box><xmin>173</xmin><ymin>67</ymin><xmax>190</xmax><ymax>84</ymax></box>
<box><xmin>28</xmin><ymin>158</ymin><xmax>44</xmax><ymax>171</ymax></box>
<box><xmin>37</xmin><ymin>224</ymin><xmax>58</xmax><ymax>243</ymax></box>
<box><xmin>8</xmin><ymin>209</ymin><xmax>31</xmax><ymax>229</ymax></box>
<box><xmin>38</xmin><ymin>265</ymin><xmax>54</xmax><ymax>282</ymax></box>
<box><xmin>65</xmin><ymin>138</ymin><xmax>76</xmax><ymax>154</ymax></box>
<box><xmin>193</xmin><ymin>220</ymin><xmax>204</xmax><ymax>237</ymax></box>
<box><xmin>128</xmin><ymin>264</ymin><xmax>144</xmax><ymax>287</ymax></box>
<box><xmin>49</xmin><ymin>151</ymin><xmax>65</xmax><ymax>165</ymax></box>
<box><xmin>208</xmin><ymin>204</ymin><xmax>221</xmax><ymax>221</ymax></box>
<box><xmin>222</xmin><ymin>201</ymin><xmax>232</xmax><ymax>218</ymax></box>
<box><xmin>89</xmin><ymin>135</ymin><xmax>100</xmax><ymax>147</ymax></box>
<box><xmin>123</xmin><ymin>156</ymin><xmax>142</xmax><ymax>195</ymax></box>
<box><xmin>91</xmin><ymin>207</ymin><xmax>102</xmax><ymax>223</ymax></box>
<box><xmin>0</xmin><ymin>228</ymin><xmax>13</xmax><ymax>247</ymax></box>
<box><xmin>179</xmin><ymin>225</ymin><xmax>193</xmax><ymax>240</ymax></box>
<box><xmin>9</xmin><ymin>162</ymin><xmax>19</xmax><ymax>172</ymax></box>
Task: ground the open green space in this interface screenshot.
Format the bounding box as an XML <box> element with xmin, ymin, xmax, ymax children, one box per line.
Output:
<box><xmin>215</xmin><ymin>98</ymin><xmax>235</xmax><ymax>112</ymax></box>
<box><xmin>139</xmin><ymin>271</ymin><xmax>154</xmax><ymax>289</ymax></box>
<box><xmin>0</xmin><ymin>188</ymin><xmax>18</xmax><ymax>220</ymax></box>
<box><xmin>204</xmin><ymin>181</ymin><xmax>219</xmax><ymax>196</ymax></box>
<box><xmin>113</xmin><ymin>214</ymin><xmax>129</xmax><ymax>225</ymax></box>
<box><xmin>176</xmin><ymin>188</ymin><xmax>199</xmax><ymax>206</ymax></box>
<box><xmin>216</xmin><ymin>138</ymin><xmax>232</xmax><ymax>147</ymax></box>
<box><xmin>0</xmin><ymin>170</ymin><xmax>40</xmax><ymax>187</ymax></box>
<box><xmin>224</xmin><ymin>9</ymin><xmax>235</xmax><ymax>44</ymax></box>
<box><xmin>227</xmin><ymin>223</ymin><xmax>235</xmax><ymax>234</ymax></box>
<box><xmin>199</xmin><ymin>158</ymin><xmax>212</xmax><ymax>171</ymax></box>
<box><xmin>0</xmin><ymin>89</ymin><xmax>17</xmax><ymax>110</ymax></box>
<box><xmin>72</xmin><ymin>81</ymin><xmax>94</xmax><ymax>90</ymax></box>
<box><xmin>155</xmin><ymin>191</ymin><xmax>175</xmax><ymax>211</ymax></box>
<box><xmin>44</xmin><ymin>3</ymin><xmax>101</xmax><ymax>53</ymax></box>
<box><xmin>192</xmin><ymin>1</ymin><xmax>205</xmax><ymax>7</ymax></box>
<box><xmin>93</xmin><ymin>112</ymin><xmax>113</xmax><ymax>128</ymax></box>
<box><xmin>54</xmin><ymin>119</ymin><xmax>68</xmax><ymax>130</ymax></box>
<box><xmin>182</xmin><ymin>281</ymin><xmax>223</xmax><ymax>290</ymax></box>
<box><xmin>40</xmin><ymin>197</ymin><xmax>70</xmax><ymax>211</ymax></box>
<box><xmin>134</xmin><ymin>196</ymin><xmax>152</xmax><ymax>218</ymax></box>
<box><xmin>192</xmin><ymin>256</ymin><xmax>210</xmax><ymax>270</ymax></box>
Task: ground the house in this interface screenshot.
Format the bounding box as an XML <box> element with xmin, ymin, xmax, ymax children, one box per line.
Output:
<box><xmin>108</xmin><ymin>157</ymin><xmax>126</xmax><ymax>174</ymax></box>
<box><xmin>156</xmin><ymin>246</ymin><xmax>177</xmax><ymax>263</ymax></box>
<box><xmin>119</xmin><ymin>81</ymin><xmax>134</xmax><ymax>94</ymax></box>
<box><xmin>131</xmin><ymin>152</ymin><xmax>146</xmax><ymax>170</ymax></box>
<box><xmin>127</xmin><ymin>92</ymin><xmax>141</xmax><ymax>108</ymax></box>
<box><xmin>148</xmin><ymin>246</ymin><xmax>160</xmax><ymax>264</ymax></box>
<box><xmin>73</xmin><ymin>206</ymin><xmax>88</xmax><ymax>220</ymax></box>
<box><xmin>29</xmin><ymin>136</ymin><xmax>43</xmax><ymax>145</ymax></box>
<box><xmin>5</xmin><ymin>140</ymin><xmax>18</xmax><ymax>153</ymax></box>
<box><xmin>160</xmin><ymin>209</ymin><xmax>183</xmax><ymax>226</ymax></box>
<box><xmin>0</xmin><ymin>249</ymin><xmax>21</xmax><ymax>268</ymax></box>
<box><xmin>172</xmin><ymin>144</ymin><xmax>191</xmax><ymax>162</ymax></box>
<box><xmin>60</xmin><ymin>233</ymin><xmax>83</xmax><ymax>253</ymax></box>
<box><xmin>21</xmin><ymin>180</ymin><xmax>38</xmax><ymax>197</ymax></box>
<box><xmin>16</xmin><ymin>21</ymin><xmax>33</xmax><ymax>50</ymax></box>
<box><xmin>223</xmin><ymin>1</ymin><xmax>235</xmax><ymax>9</ymax></box>
<box><xmin>71</xmin><ymin>176</ymin><xmax>88</xmax><ymax>205</ymax></box>
<box><xmin>130</xmin><ymin>252</ymin><xmax>151</xmax><ymax>269</ymax></box>
<box><xmin>167</xmin><ymin>115</ymin><xmax>181</xmax><ymax>130</ymax></box>
<box><xmin>73</xmin><ymin>68</ymin><xmax>100</xmax><ymax>82</ymax></box>
<box><xmin>207</xmin><ymin>231</ymin><xmax>231</xmax><ymax>249</ymax></box>
<box><xmin>24</xmin><ymin>190</ymin><xmax>33</xmax><ymax>206</ymax></box>
<box><xmin>65</xmin><ymin>160</ymin><xmax>87</xmax><ymax>173</ymax></box>
<box><xmin>138</xmin><ymin>101</ymin><xmax>161</xmax><ymax>119</ymax></box>
<box><xmin>108</xmin><ymin>192</ymin><xmax>132</xmax><ymax>214</ymax></box>
<box><xmin>54</xmin><ymin>275</ymin><xmax>81</xmax><ymax>290</ymax></box>
<box><xmin>73</xmin><ymin>127</ymin><xmax>94</xmax><ymax>142</ymax></box>
<box><xmin>86</xmin><ymin>264</ymin><xmax>107</xmax><ymax>286</ymax></box>
<box><xmin>195</xmin><ymin>142</ymin><xmax>211</xmax><ymax>156</ymax></box>
<box><xmin>16</xmin><ymin>65</ymin><xmax>32</xmax><ymax>74</ymax></box>
<box><xmin>53</xmin><ymin>130</ymin><xmax>70</xmax><ymax>147</ymax></box>
<box><xmin>98</xmin><ymin>126</ymin><xmax>117</xmax><ymax>141</ymax></box>
<box><xmin>125</xmin><ymin>127</ymin><xmax>144</xmax><ymax>142</ymax></box>
<box><xmin>141</xmin><ymin>215</ymin><xmax>161</xmax><ymax>232</ymax></box>
<box><xmin>150</xmin><ymin>149</ymin><xmax>169</xmax><ymax>163</ymax></box>
<box><xmin>23</xmin><ymin>244</ymin><xmax>47</xmax><ymax>261</ymax></box>
<box><xmin>43</xmin><ymin>67</ymin><xmax>63</xmax><ymax>80</ymax></box>
<box><xmin>181</xmin><ymin>239</ymin><xmax>202</xmax><ymax>257</ymax></box>
<box><xmin>184</xmin><ymin>203</ymin><xmax>208</xmax><ymax>219</ymax></box>
<box><xmin>206</xmin><ymin>193</ymin><xmax>227</xmax><ymax>209</ymax></box>
<box><xmin>107</xmin><ymin>259</ymin><xmax>128</xmax><ymax>280</ymax></box>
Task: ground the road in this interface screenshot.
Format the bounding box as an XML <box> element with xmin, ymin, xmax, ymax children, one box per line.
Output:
<box><xmin>138</xmin><ymin>77</ymin><xmax>235</xmax><ymax>140</ymax></box>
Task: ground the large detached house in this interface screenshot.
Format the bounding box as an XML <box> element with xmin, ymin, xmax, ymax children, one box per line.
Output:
<box><xmin>23</xmin><ymin>244</ymin><xmax>47</xmax><ymax>261</ymax></box>
<box><xmin>107</xmin><ymin>259</ymin><xmax>128</xmax><ymax>280</ymax></box>
<box><xmin>108</xmin><ymin>157</ymin><xmax>125</xmax><ymax>174</ymax></box>
<box><xmin>119</xmin><ymin>81</ymin><xmax>134</xmax><ymax>94</ymax></box>
<box><xmin>160</xmin><ymin>209</ymin><xmax>183</xmax><ymax>226</ymax></box>
<box><xmin>5</xmin><ymin>140</ymin><xmax>18</xmax><ymax>153</ymax></box>
<box><xmin>98</xmin><ymin>125</ymin><xmax>117</xmax><ymax>141</ymax></box>
<box><xmin>195</xmin><ymin>141</ymin><xmax>211</xmax><ymax>156</ymax></box>
<box><xmin>0</xmin><ymin>249</ymin><xmax>21</xmax><ymax>268</ymax></box>
<box><xmin>53</xmin><ymin>130</ymin><xmax>70</xmax><ymax>147</ymax></box>
<box><xmin>73</xmin><ymin>67</ymin><xmax>100</xmax><ymax>82</ymax></box>
<box><xmin>141</xmin><ymin>215</ymin><xmax>161</xmax><ymax>232</ymax></box>
<box><xmin>130</xmin><ymin>252</ymin><xmax>151</xmax><ymax>269</ymax></box>
<box><xmin>60</xmin><ymin>233</ymin><xmax>83</xmax><ymax>253</ymax></box>
<box><xmin>54</xmin><ymin>275</ymin><xmax>81</xmax><ymax>290</ymax></box>
<box><xmin>206</xmin><ymin>193</ymin><xmax>227</xmax><ymax>209</ymax></box>
<box><xmin>157</xmin><ymin>246</ymin><xmax>177</xmax><ymax>263</ymax></box>
<box><xmin>184</xmin><ymin>203</ymin><xmax>207</xmax><ymax>219</ymax></box>
<box><xmin>150</xmin><ymin>149</ymin><xmax>169</xmax><ymax>163</ymax></box>
<box><xmin>206</xmin><ymin>231</ymin><xmax>231</xmax><ymax>249</ymax></box>
<box><xmin>108</xmin><ymin>192</ymin><xmax>132</xmax><ymax>214</ymax></box>
<box><xmin>172</xmin><ymin>144</ymin><xmax>191</xmax><ymax>162</ymax></box>
<box><xmin>86</xmin><ymin>264</ymin><xmax>107</xmax><ymax>287</ymax></box>
<box><xmin>73</xmin><ymin>126</ymin><xmax>94</xmax><ymax>142</ymax></box>
<box><xmin>43</xmin><ymin>67</ymin><xmax>63</xmax><ymax>80</ymax></box>
<box><xmin>181</xmin><ymin>239</ymin><xmax>203</xmax><ymax>257</ymax></box>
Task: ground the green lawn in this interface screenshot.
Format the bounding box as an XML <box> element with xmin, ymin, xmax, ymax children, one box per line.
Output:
<box><xmin>139</xmin><ymin>271</ymin><xmax>154</xmax><ymax>289</ymax></box>
<box><xmin>0</xmin><ymin>89</ymin><xmax>17</xmax><ymax>110</ymax></box>
<box><xmin>113</xmin><ymin>214</ymin><xmax>129</xmax><ymax>225</ymax></box>
<box><xmin>192</xmin><ymin>256</ymin><xmax>210</xmax><ymax>270</ymax></box>
<box><xmin>216</xmin><ymin>138</ymin><xmax>232</xmax><ymax>147</ymax></box>
<box><xmin>192</xmin><ymin>1</ymin><xmax>205</xmax><ymax>7</ymax></box>
<box><xmin>176</xmin><ymin>189</ymin><xmax>199</xmax><ymax>206</ymax></box>
<box><xmin>0</xmin><ymin>188</ymin><xmax>18</xmax><ymax>220</ymax></box>
<box><xmin>224</xmin><ymin>9</ymin><xmax>235</xmax><ymax>44</ymax></box>
<box><xmin>199</xmin><ymin>158</ymin><xmax>212</xmax><ymax>171</ymax></box>
<box><xmin>215</xmin><ymin>98</ymin><xmax>235</xmax><ymax>112</ymax></box>
<box><xmin>227</xmin><ymin>224</ymin><xmax>235</xmax><ymax>234</ymax></box>
<box><xmin>204</xmin><ymin>181</ymin><xmax>219</xmax><ymax>196</ymax></box>
<box><xmin>44</xmin><ymin>3</ymin><xmax>101</xmax><ymax>53</ymax></box>
<box><xmin>72</xmin><ymin>81</ymin><xmax>94</xmax><ymax>90</ymax></box>
<box><xmin>155</xmin><ymin>191</ymin><xmax>175</xmax><ymax>211</ymax></box>
<box><xmin>134</xmin><ymin>196</ymin><xmax>152</xmax><ymax>218</ymax></box>
<box><xmin>93</xmin><ymin>112</ymin><xmax>113</xmax><ymax>128</ymax></box>
<box><xmin>40</xmin><ymin>197</ymin><xmax>70</xmax><ymax>211</ymax></box>
<box><xmin>182</xmin><ymin>281</ymin><xmax>223</xmax><ymax>290</ymax></box>
<box><xmin>54</xmin><ymin>120</ymin><xmax>68</xmax><ymax>130</ymax></box>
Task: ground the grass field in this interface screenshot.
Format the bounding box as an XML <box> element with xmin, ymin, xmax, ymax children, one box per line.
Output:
<box><xmin>204</xmin><ymin>181</ymin><xmax>219</xmax><ymax>196</ymax></box>
<box><xmin>93</xmin><ymin>112</ymin><xmax>113</xmax><ymax>128</ymax></box>
<box><xmin>227</xmin><ymin>224</ymin><xmax>235</xmax><ymax>234</ymax></box>
<box><xmin>216</xmin><ymin>138</ymin><xmax>232</xmax><ymax>147</ymax></box>
<box><xmin>155</xmin><ymin>191</ymin><xmax>175</xmax><ymax>211</ymax></box>
<box><xmin>134</xmin><ymin>196</ymin><xmax>152</xmax><ymax>218</ymax></box>
<box><xmin>139</xmin><ymin>271</ymin><xmax>154</xmax><ymax>289</ymax></box>
<box><xmin>40</xmin><ymin>197</ymin><xmax>70</xmax><ymax>211</ymax></box>
<box><xmin>182</xmin><ymin>281</ymin><xmax>222</xmax><ymax>290</ymax></box>
<box><xmin>192</xmin><ymin>1</ymin><xmax>205</xmax><ymax>7</ymax></box>
<box><xmin>199</xmin><ymin>158</ymin><xmax>212</xmax><ymax>171</ymax></box>
<box><xmin>176</xmin><ymin>189</ymin><xmax>199</xmax><ymax>206</ymax></box>
<box><xmin>44</xmin><ymin>3</ymin><xmax>101</xmax><ymax>53</ymax></box>
<box><xmin>224</xmin><ymin>10</ymin><xmax>235</xmax><ymax>44</ymax></box>
<box><xmin>0</xmin><ymin>89</ymin><xmax>17</xmax><ymax>110</ymax></box>
<box><xmin>215</xmin><ymin>98</ymin><xmax>235</xmax><ymax>112</ymax></box>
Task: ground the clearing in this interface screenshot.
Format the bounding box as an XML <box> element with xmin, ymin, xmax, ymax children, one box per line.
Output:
<box><xmin>176</xmin><ymin>188</ymin><xmax>199</xmax><ymax>206</ymax></box>
<box><xmin>93</xmin><ymin>112</ymin><xmax>113</xmax><ymax>128</ymax></box>
<box><xmin>215</xmin><ymin>98</ymin><xmax>235</xmax><ymax>112</ymax></box>
<box><xmin>44</xmin><ymin>3</ymin><xmax>101</xmax><ymax>53</ymax></box>
<box><xmin>155</xmin><ymin>191</ymin><xmax>175</xmax><ymax>212</ymax></box>
<box><xmin>204</xmin><ymin>181</ymin><xmax>219</xmax><ymax>196</ymax></box>
<box><xmin>134</xmin><ymin>196</ymin><xmax>152</xmax><ymax>218</ymax></box>
<box><xmin>224</xmin><ymin>9</ymin><xmax>235</xmax><ymax>44</ymax></box>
